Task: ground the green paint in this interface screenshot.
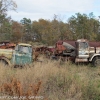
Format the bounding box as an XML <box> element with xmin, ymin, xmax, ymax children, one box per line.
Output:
<box><xmin>11</xmin><ymin>44</ymin><xmax>33</xmax><ymax>65</ymax></box>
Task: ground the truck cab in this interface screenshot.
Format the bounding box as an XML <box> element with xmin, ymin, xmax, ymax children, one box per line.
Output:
<box><xmin>0</xmin><ymin>43</ymin><xmax>33</xmax><ymax>66</ymax></box>
<box><xmin>11</xmin><ymin>43</ymin><xmax>33</xmax><ymax>65</ymax></box>
<box><xmin>75</xmin><ymin>39</ymin><xmax>100</xmax><ymax>66</ymax></box>
<box><xmin>75</xmin><ymin>39</ymin><xmax>89</xmax><ymax>58</ymax></box>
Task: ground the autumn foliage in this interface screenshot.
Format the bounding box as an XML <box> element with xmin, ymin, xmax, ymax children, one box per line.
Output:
<box><xmin>0</xmin><ymin>77</ymin><xmax>42</xmax><ymax>100</ymax></box>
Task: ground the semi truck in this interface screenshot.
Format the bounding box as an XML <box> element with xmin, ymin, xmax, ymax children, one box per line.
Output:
<box><xmin>54</xmin><ymin>39</ymin><xmax>100</xmax><ymax>66</ymax></box>
<box><xmin>0</xmin><ymin>43</ymin><xmax>33</xmax><ymax>66</ymax></box>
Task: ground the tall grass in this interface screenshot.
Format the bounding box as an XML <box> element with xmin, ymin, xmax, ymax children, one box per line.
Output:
<box><xmin>0</xmin><ymin>59</ymin><xmax>100</xmax><ymax>100</ymax></box>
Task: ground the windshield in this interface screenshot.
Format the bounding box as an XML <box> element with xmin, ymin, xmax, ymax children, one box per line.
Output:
<box><xmin>79</xmin><ymin>42</ymin><xmax>89</xmax><ymax>49</ymax></box>
<box><xmin>15</xmin><ymin>45</ymin><xmax>32</xmax><ymax>53</ymax></box>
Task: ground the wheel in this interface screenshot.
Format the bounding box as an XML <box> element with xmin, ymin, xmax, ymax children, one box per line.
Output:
<box><xmin>92</xmin><ymin>57</ymin><xmax>100</xmax><ymax>67</ymax></box>
<box><xmin>0</xmin><ymin>59</ymin><xmax>8</xmax><ymax>66</ymax></box>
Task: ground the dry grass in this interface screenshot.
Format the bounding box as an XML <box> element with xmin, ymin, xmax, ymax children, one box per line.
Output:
<box><xmin>0</xmin><ymin>57</ymin><xmax>100</xmax><ymax>100</ymax></box>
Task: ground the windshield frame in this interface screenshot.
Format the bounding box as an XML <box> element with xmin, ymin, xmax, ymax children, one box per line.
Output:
<box><xmin>15</xmin><ymin>45</ymin><xmax>32</xmax><ymax>54</ymax></box>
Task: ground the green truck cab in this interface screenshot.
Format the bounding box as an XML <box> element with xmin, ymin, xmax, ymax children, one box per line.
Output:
<box><xmin>0</xmin><ymin>43</ymin><xmax>33</xmax><ymax>66</ymax></box>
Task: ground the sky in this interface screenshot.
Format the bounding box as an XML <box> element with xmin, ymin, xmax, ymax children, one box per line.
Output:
<box><xmin>7</xmin><ymin>0</ymin><xmax>100</xmax><ymax>22</ymax></box>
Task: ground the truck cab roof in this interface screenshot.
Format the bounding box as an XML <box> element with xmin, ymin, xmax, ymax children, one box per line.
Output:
<box><xmin>18</xmin><ymin>43</ymin><xmax>32</xmax><ymax>46</ymax></box>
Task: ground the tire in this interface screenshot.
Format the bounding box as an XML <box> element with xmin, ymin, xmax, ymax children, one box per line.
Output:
<box><xmin>0</xmin><ymin>59</ymin><xmax>8</xmax><ymax>66</ymax></box>
<box><xmin>92</xmin><ymin>56</ymin><xmax>100</xmax><ymax>67</ymax></box>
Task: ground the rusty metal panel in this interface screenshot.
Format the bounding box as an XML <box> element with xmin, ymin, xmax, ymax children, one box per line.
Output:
<box><xmin>56</xmin><ymin>40</ymin><xmax>76</xmax><ymax>47</ymax></box>
<box><xmin>75</xmin><ymin>58</ymin><xmax>88</xmax><ymax>62</ymax></box>
<box><xmin>89</xmin><ymin>41</ymin><xmax>100</xmax><ymax>47</ymax></box>
<box><xmin>57</xmin><ymin>40</ymin><xmax>100</xmax><ymax>48</ymax></box>
<box><xmin>63</xmin><ymin>42</ymin><xmax>75</xmax><ymax>50</ymax></box>
<box><xmin>0</xmin><ymin>41</ymin><xmax>16</xmax><ymax>49</ymax></box>
<box><xmin>0</xmin><ymin>49</ymin><xmax>13</xmax><ymax>59</ymax></box>
<box><xmin>56</xmin><ymin>44</ymin><xmax>66</xmax><ymax>51</ymax></box>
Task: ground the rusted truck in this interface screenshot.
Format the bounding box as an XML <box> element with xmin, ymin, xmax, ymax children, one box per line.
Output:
<box><xmin>0</xmin><ymin>43</ymin><xmax>33</xmax><ymax>66</ymax></box>
<box><xmin>0</xmin><ymin>41</ymin><xmax>16</xmax><ymax>49</ymax></box>
<box><xmin>54</xmin><ymin>39</ymin><xmax>100</xmax><ymax>66</ymax></box>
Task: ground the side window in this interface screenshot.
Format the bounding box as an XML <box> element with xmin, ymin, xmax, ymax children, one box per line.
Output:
<box><xmin>84</xmin><ymin>42</ymin><xmax>88</xmax><ymax>48</ymax></box>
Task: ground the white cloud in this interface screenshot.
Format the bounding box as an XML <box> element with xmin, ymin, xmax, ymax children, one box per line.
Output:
<box><xmin>7</xmin><ymin>11</ymin><xmax>53</xmax><ymax>21</ymax></box>
<box><xmin>16</xmin><ymin>0</ymin><xmax>94</xmax><ymax>12</ymax></box>
<box><xmin>7</xmin><ymin>0</ymin><xmax>99</xmax><ymax>22</ymax></box>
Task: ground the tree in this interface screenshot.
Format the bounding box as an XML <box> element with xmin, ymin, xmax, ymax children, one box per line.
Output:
<box><xmin>0</xmin><ymin>0</ymin><xmax>17</xmax><ymax>41</ymax></box>
<box><xmin>11</xmin><ymin>21</ymin><xmax>23</xmax><ymax>42</ymax></box>
<box><xmin>0</xmin><ymin>0</ymin><xmax>17</xmax><ymax>23</ymax></box>
<box><xmin>20</xmin><ymin>18</ymin><xmax>32</xmax><ymax>42</ymax></box>
<box><xmin>32</xmin><ymin>19</ymin><xmax>53</xmax><ymax>43</ymax></box>
<box><xmin>68</xmin><ymin>12</ymin><xmax>99</xmax><ymax>40</ymax></box>
<box><xmin>32</xmin><ymin>17</ymin><xmax>70</xmax><ymax>45</ymax></box>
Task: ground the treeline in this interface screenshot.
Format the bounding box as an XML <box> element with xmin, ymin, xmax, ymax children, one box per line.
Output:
<box><xmin>0</xmin><ymin>0</ymin><xmax>100</xmax><ymax>45</ymax></box>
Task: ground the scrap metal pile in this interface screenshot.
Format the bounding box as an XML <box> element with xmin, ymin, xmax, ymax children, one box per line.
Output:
<box><xmin>0</xmin><ymin>41</ymin><xmax>16</xmax><ymax>49</ymax></box>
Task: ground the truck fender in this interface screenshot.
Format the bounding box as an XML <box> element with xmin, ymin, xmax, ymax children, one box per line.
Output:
<box><xmin>89</xmin><ymin>54</ymin><xmax>100</xmax><ymax>62</ymax></box>
<box><xmin>0</xmin><ymin>56</ymin><xmax>11</xmax><ymax>66</ymax></box>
